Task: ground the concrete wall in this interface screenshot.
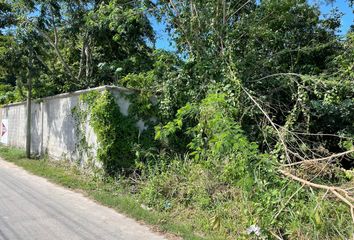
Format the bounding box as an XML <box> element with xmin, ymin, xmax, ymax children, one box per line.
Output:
<box><xmin>0</xmin><ymin>86</ymin><xmax>137</xmax><ymax>163</ymax></box>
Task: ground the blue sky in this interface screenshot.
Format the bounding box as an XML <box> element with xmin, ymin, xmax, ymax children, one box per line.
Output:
<box><xmin>152</xmin><ymin>0</ymin><xmax>354</xmax><ymax>51</ymax></box>
<box><xmin>310</xmin><ymin>0</ymin><xmax>353</xmax><ymax>34</ymax></box>
<box><xmin>150</xmin><ymin>17</ymin><xmax>175</xmax><ymax>51</ymax></box>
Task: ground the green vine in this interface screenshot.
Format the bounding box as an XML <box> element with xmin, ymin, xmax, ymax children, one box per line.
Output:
<box><xmin>73</xmin><ymin>89</ymin><xmax>157</xmax><ymax>175</ymax></box>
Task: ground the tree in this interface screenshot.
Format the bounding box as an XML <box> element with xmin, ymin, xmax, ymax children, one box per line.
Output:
<box><xmin>84</xmin><ymin>0</ymin><xmax>155</xmax><ymax>86</ymax></box>
<box><xmin>0</xmin><ymin>1</ymin><xmax>16</xmax><ymax>32</ymax></box>
<box><xmin>1</xmin><ymin>0</ymin><xmax>156</xmax><ymax>98</ymax></box>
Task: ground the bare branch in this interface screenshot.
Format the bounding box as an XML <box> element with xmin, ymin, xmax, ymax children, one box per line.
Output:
<box><xmin>241</xmin><ymin>85</ymin><xmax>291</xmax><ymax>163</ymax></box>
<box><xmin>227</xmin><ymin>0</ymin><xmax>251</xmax><ymax>20</ymax></box>
<box><xmin>280</xmin><ymin>169</ymin><xmax>354</xmax><ymax>223</ymax></box>
<box><xmin>284</xmin><ymin>149</ymin><xmax>354</xmax><ymax>167</ymax></box>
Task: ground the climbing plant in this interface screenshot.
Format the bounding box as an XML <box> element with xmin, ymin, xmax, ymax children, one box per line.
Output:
<box><xmin>73</xmin><ymin>89</ymin><xmax>157</xmax><ymax>174</ymax></box>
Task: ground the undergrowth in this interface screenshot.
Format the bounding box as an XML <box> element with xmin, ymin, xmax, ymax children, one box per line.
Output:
<box><xmin>134</xmin><ymin>93</ymin><xmax>353</xmax><ymax>239</ymax></box>
<box><xmin>135</xmin><ymin>156</ymin><xmax>352</xmax><ymax>239</ymax></box>
<box><xmin>2</xmin><ymin>91</ymin><xmax>352</xmax><ymax>239</ymax></box>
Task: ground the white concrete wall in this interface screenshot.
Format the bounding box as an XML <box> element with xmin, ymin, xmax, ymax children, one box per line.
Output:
<box><xmin>0</xmin><ymin>86</ymin><xmax>137</xmax><ymax>163</ymax></box>
<box><xmin>1</xmin><ymin>103</ymin><xmax>27</xmax><ymax>149</ymax></box>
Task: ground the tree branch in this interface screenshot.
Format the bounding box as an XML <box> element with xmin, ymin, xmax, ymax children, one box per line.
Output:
<box><xmin>280</xmin><ymin>169</ymin><xmax>354</xmax><ymax>223</ymax></box>
<box><xmin>284</xmin><ymin>149</ymin><xmax>354</xmax><ymax>167</ymax></box>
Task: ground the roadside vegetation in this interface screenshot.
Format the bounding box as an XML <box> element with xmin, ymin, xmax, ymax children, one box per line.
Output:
<box><xmin>1</xmin><ymin>0</ymin><xmax>354</xmax><ymax>239</ymax></box>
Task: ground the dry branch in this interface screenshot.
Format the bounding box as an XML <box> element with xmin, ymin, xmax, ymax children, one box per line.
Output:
<box><xmin>280</xmin><ymin>169</ymin><xmax>354</xmax><ymax>223</ymax></box>
<box><xmin>241</xmin><ymin>86</ymin><xmax>291</xmax><ymax>163</ymax></box>
<box><xmin>284</xmin><ymin>149</ymin><xmax>354</xmax><ymax>167</ymax></box>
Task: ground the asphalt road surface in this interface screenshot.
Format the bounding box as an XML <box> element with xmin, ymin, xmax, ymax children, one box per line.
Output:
<box><xmin>0</xmin><ymin>158</ymin><xmax>166</xmax><ymax>240</ymax></box>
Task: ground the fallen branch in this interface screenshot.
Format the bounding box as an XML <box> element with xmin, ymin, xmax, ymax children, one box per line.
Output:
<box><xmin>284</xmin><ymin>149</ymin><xmax>354</xmax><ymax>167</ymax></box>
<box><xmin>279</xmin><ymin>169</ymin><xmax>354</xmax><ymax>223</ymax></box>
<box><xmin>274</xmin><ymin>125</ymin><xmax>354</xmax><ymax>140</ymax></box>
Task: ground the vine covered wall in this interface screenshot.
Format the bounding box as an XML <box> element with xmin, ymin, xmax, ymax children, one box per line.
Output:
<box><xmin>72</xmin><ymin>87</ymin><xmax>157</xmax><ymax>174</ymax></box>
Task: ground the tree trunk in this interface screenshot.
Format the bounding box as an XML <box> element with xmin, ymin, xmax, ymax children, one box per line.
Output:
<box><xmin>26</xmin><ymin>60</ymin><xmax>33</xmax><ymax>159</ymax></box>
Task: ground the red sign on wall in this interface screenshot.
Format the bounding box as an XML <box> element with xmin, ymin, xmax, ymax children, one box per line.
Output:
<box><xmin>1</xmin><ymin>123</ymin><xmax>6</xmax><ymax>137</ymax></box>
<box><xmin>1</xmin><ymin>119</ymin><xmax>8</xmax><ymax>144</ymax></box>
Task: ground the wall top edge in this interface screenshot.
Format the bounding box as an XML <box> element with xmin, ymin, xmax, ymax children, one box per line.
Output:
<box><xmin>1</xmin><ymin>85</ymin><xmax>136</xmax><ymax>108</ymax></box>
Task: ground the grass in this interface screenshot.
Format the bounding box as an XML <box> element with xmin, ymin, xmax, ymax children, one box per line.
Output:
<box><xmin>0</xmin><ymin>145</ymin><xmax>211</xmax><ymax>240</ymax></box>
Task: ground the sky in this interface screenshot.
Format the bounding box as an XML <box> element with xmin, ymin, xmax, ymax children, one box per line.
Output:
<box><xmin>150</xmin><ymin>17</ymin><xmax>175</xmax><ymax>51</ymax></box>
<box><xmin>152</xmin><ymin>0</ymin><xmax>354</xmax><ymax>51</ymax></box>
<box><xmin>310</xmin><ymin>0</ymin><xmax>353</xmax><ymax>34</ymax></box>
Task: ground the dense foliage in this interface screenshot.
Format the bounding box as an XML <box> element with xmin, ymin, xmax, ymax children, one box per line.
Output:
<box><xmin>1</xmin><ymin>0</ymin><xmax>354</xmax><ymax>239</ymax></box>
